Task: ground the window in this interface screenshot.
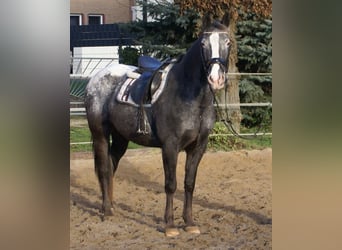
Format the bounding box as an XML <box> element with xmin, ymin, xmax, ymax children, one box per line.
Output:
<box><xmin>88</xmin><ymin>15</ymin><xmax>104</xmax><ymax>25</ymax></box>
<box><xmin>70</xmin><ymin>14</ymin><xmax>82</xmax><ymax>26</ymax></box>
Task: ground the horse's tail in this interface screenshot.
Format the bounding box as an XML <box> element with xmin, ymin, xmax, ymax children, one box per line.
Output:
<box><xmin>90</xmin><ymin>134</ymin><xmax>95</xmax><ymax>154</ymax></box>
<box><xmin>89</xmin><ymin>134</ymin><xmax>98</xmax><ymax>176</ymax></box>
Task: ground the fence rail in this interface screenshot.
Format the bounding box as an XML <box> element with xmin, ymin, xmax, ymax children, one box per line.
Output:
<box><xmin>70</xmin><ymin>57</ymin><xmax>118</xmax><ymax>76</ymax></box>
<box><xmin>70</xmin><ymin>103</ymin><xmax>272</xmax><ymax>140</ymax></box>
<box><xmin>70</xmin><ymin>131</ymin><xmax>273</xmax><ymax>146</ymax></box>
<box><xmin>70</xmin><ymin>102</ymin><xmax>272</xmax><ymax>116</ymax></box>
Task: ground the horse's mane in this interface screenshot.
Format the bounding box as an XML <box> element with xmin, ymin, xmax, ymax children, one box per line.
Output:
<box><xmin>176</xmin><ymin>54</ymin><xmax>185</xmax><ymax>63</ymax></box>
<box><xmin>177</xmin><ymin>20</ymin><xmax>228</xmax><ymax>65</ymax></box>
<box><xmin>204</xmin><ymin>21</ymin><xmax>228</xmax><ymax>33</ymax></box>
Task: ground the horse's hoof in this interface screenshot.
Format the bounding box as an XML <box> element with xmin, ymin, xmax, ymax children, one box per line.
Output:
<box><xmin>103</xmin><ymin>207</ymin><xmax>114</xmax><ymax>216</ymax></box>
<box><xmin>165</xmin><ymin>228</ymin><xmax>180</xmax><ymax>237</ymax></box>
<box><xmin>185</xmin><ymin>226</ymin><xmax>201</xmax><ymax>234</ymax></box>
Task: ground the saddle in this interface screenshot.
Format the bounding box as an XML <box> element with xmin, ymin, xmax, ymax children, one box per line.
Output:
<box><xmin>139</xmin><ymin>55</ymin><xmax>162</xmax><ymax>72</ymax></box>
<box><xmin>117</xmin><ymin>56</ymin><xmax>174</xmax><ymax>107</ymax></box>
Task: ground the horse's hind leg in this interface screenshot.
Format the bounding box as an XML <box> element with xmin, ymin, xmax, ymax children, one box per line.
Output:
<box><xmin>109</xmin><ymin>131</ymin><xmax>129</xmax><ymax>204</ymax></box>
<box><xmin>90</xmin><ymin>123</ymin><xmax>114</xmax><ymax>216</ymax></box>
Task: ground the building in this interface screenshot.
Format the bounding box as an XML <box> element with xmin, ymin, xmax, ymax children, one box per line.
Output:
<box><xmin>69</xmin><ymin>0</ymin><xmax>162</xmax><ymax>75</ymax></box>
<box><xmin>70</xmin><ymin>0</ymin><xmax>136</xmax><ymax>25</ymax></box>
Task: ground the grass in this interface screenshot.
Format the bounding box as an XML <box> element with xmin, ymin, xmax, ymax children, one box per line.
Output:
<box><xmin>70</xmin><ymin>126</ymin><xmax>141</xmax><ymax>152</ymax></box>
<box><xmin>207</xmin><ymin>122</ymin><xmax>272</xmax><ymax>151</ymax></box>
<box><xmin>70</xmin><ymin>118</ymin><xmax>271</xmax><ymax>153</ymax></box>
<box><xmin>208</xmin><ymin>134</ymin><xmax>272</xmax><ymax>151</ymax></box>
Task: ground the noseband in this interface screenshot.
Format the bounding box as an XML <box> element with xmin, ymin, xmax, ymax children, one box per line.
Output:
<box><xmin>206</xmin><ymin>57</ymin><xmax>228</xmax><ymax>72</ymax></box>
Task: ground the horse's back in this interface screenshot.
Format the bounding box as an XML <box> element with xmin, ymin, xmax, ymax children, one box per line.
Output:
<box><xmin>85</xmin><ymin>64</ymin><xmax>137</xmax><ymax>115</ymax></box>
<box><xmin>86</xmin><ymin>64</ymin><xmax>137</xmax><ymax>97</ymax></box>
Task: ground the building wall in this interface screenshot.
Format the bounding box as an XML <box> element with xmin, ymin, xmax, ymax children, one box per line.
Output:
<box><xmin>70</xmin><ymin>0</ymin><xmax>135</xmax><ymax>25</ymax></box>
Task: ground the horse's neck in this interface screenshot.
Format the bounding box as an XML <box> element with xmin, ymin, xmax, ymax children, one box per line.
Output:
<box><xmin>179</xmin><ymin>40</ymin><xmax>206</xmax><ymax>82</ymax></box>
<box><xmin>171</xmin><ymin>40</ymin><xmax>213</xmax><ymax>105</ymax></box>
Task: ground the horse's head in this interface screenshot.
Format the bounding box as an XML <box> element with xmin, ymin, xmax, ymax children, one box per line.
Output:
<box><xmin>201</xmin><ymin>14</ymin><xmax>231</xmax><ymax>90</ymax></box>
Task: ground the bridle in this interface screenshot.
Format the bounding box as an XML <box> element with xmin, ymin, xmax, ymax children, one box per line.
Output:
<box><xmin>202</xmin><ymin>32</ymin><xmax>268</xmax><ymax>139</ymax></box>
<box><xmin>201</xmin><ymin>31</ymin><xmax>230</xmax><ymax>76</ymax></box>
<box><xmin>205</xmin><ymin>57</ymin><xmax>228</xmax><ymax>73</ymax></box>
<box><xmin>201</xmin><ymin>31</ymin><xmax>251</xmax><ymax>139</ymax></box>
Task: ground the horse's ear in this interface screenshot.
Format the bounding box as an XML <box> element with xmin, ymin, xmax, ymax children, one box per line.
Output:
<box><xmin>221</xmin><ymin>13</ymin><xmax>230</xmax><ymax>28</ymax></box>
<box><xmin>201</xmin><ymin>14</ymin><xmax>213</xmax><ymax>31</ymax></box>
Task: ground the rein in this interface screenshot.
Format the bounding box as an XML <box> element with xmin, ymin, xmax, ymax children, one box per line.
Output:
<box><xmin>201</xmin><ymin>32</ymin><xmax>268</xmax><ymax>139</ymax></box>
<box><xmin>210</xmin><ymin>78</ymin><xmax>269</xmax><ymax>140</ymax></box>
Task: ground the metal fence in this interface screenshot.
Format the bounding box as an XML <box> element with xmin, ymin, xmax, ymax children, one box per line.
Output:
<box><xmin>70</xmin><ymin>57</ymin><xmax>118</xmax><ymax>98</ymax></box>
<box><xmin>70</xmin><ymin>57</ymin><xmax>118</xmax><ymax>76</ymax></box>
<box><xmin>70</xmin><ymin>102</ymin><xmax>272</xmax><ymax>116</ymax></box>
<box><xmin>70</xmin><ymin>58</ymin><xmax>272</xmax><ymax>139</ymax></box>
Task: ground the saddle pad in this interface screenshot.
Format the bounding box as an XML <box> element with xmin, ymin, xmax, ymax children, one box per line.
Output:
<box><xmin>116</xmin><ymin>78</ymin><xmax>138</xmax><ymax>106</ymax></box>
<box><xmin>116</xmin><ymin>63</ymin><xmax>174</xmax><ymax>107</ymax></box>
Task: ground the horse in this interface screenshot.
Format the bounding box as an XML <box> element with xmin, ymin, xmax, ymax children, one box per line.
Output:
<box><xmin>85</xmin><ymin>14</ymin><xmax>231</xmax><ymax>237</ymax></box>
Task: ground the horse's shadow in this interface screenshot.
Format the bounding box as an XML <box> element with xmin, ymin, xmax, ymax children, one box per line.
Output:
<box><xmin>70</xmin><ymin>173</ymin><xmax>102</xmax><ymax>217</ymax></box>
<box><xmin>70</xmin><ymin>170</ymin><xmax>165</xmax><ymax>231</ymax></box>
<box><xmin>70</xmin><ymin>157</ymin><xmax>271</xmax><ymax>228</ymax></box>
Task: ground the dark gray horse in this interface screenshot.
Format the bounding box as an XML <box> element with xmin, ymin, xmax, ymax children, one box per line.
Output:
<box><xmin>85</xmin><ymin>14</ymin><xmax>231</xmax><ymax>237</ymax></box>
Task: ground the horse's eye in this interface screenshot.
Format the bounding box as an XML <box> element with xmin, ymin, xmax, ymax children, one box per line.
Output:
<box><xmin>225</xmin><ymin>39</ymin><xmax>231</xmax><ymax>46</ymax></box>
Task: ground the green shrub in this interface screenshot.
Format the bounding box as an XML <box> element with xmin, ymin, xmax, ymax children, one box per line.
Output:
<box><xmin>208</xmin><ymin>122</ymin><xmax>272</xmax><ymax>151</ymax></box>
<box><xmin>119</xmin><ymin>46</ymin><xmax>140</xmax><ymax>66</ymax></box>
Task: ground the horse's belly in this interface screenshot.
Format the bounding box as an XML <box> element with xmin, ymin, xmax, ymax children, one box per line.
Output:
<box><xmin>130</xmin><ymin>135</ymin><xmax>161</xmax><ymax>148</ymax></box>
<box><xmin>109</xmin><ymin>104</ymin><xmax>161</xmax><ymax>147</ymax></box>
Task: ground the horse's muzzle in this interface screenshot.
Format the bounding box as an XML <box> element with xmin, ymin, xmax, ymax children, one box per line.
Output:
<box><xmin>208</xmin><ymin>74</ymin><xmax>225</xmax><ymax>90</ymax></box>
<box><xmin>207</xmin><ymin>63</ymin><xmax>226</xmax><ymax>90</ymax></box>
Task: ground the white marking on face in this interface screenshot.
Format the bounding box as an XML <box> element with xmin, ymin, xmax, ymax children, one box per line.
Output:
<box><xmin>210</xmin><ymin>64</ymin><xmax>220</xmax><ymax>81</ymax></box>
<box><xmin>208</xmin><ymin>33</ymin><xmax>222</xmax><ymax>87</ymax></box>
<box><xmin>209</xmin><ymin>32</ymin><xmax>220</xmax><ymax>58</ymax></box>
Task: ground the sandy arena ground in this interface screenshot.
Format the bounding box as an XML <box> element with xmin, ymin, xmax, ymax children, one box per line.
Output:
<box><xmin>70</xmin><ymin>148</ymin><xmax>272</xmax><ymax>249</ymax></box>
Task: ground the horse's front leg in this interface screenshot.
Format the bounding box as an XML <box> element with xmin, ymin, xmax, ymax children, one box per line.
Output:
<box><xmin>183</xmin><ymin>140</ymin><xmax>208</xmax><ymax>234</ymax></box>
<box><xmin>162</xmin><ymin>143</ymin><xmax>179</xmax><ymax>237</ymax></box>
